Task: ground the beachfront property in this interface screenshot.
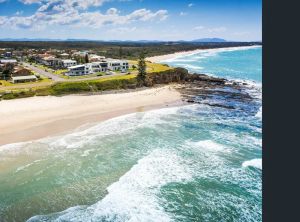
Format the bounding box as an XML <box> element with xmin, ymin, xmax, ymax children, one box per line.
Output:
<box><xmin>61</xmin><ymin>59</ymin><xmax>77</xmax><ymax>68</ymax></box>
<box><xmin>66</xmin><ymin>64</ymin><xmax>91</xmax><ymax>76</ymax></box>
<box><xmin>0</xmin><ymin>65</ymin><xmax>38</xmax><ymax>83</ymax></box>
<box><xmin>34</xmin><ymin>54</ymin><xmax>77</xmax><ymax>68</ymax></box>
<box><xmin>11</xmin><ymin>75</ymin><xmax>37</xmax><ymax>83</ymax></box>
<box><xmin>107</xmin><ymin>59</ymin><xmax>129</xmax><ymax>72</ymax></box>
<box><xmin>89</xmin><ymin>54</ymin><xmax>106</xmax><ymax>62</ymax></box>
<box><xmin>66</xmin><ymin>59</ymin><xmax>129</xmax><ymax>76</ymax></box>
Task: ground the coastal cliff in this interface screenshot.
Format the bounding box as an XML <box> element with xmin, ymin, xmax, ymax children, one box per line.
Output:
<box><xmin>0</xmin><ymin>67</ymin><xmax>252</xmax><ymax>103</ymax></box>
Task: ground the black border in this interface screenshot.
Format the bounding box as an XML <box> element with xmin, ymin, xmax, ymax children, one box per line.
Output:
<box><xmin>264</xmin><ymin>0</ymin><xmax>300</xmax><ymax>221</ymax></box>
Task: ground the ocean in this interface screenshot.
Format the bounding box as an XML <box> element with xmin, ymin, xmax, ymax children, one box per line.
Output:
<box><xmin>0</xmin><ymin>46</ymin><xmax>262</xmax><ymax>222</ymax></box>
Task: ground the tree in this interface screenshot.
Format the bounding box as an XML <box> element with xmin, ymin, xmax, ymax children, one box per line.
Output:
<box><xmin>1</xmin><ymin>63</ymin><xmax>14</xmax><ymax>80</ymax></box>
<box><xmin>119</xmin><ymin>46</ymin><xmax>123</xmax><ymax>59</ymax></box>
<box><xmin>85</xmin><ymin>54</ymin><xmax>89</xmax><ymax>63</ymax></box>
<box><xmin>137</xmin><ymin>51</ymin><xmax>147</xmax><ymax>86</ymax></box>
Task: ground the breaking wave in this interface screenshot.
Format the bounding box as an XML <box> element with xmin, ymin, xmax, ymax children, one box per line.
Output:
<box><xmin>242</xmin><ymin>159</ymin><xmax>262</xmax><ymax>170</ymax></box>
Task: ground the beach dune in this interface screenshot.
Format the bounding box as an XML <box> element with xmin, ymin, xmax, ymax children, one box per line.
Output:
<box><xmin>0</xmin><ymin>86</ymin><xmax>182</xmax><ymax>146</ymax></box>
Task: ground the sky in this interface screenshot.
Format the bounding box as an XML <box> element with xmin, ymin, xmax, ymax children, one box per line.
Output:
<box><xmin>0</xmin><ymin>0</ymin><xmax>262</xmax><ymax>41</ymax></box>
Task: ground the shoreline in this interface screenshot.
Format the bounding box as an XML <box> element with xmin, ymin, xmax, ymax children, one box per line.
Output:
<box><xmin>146</xmin><ymin>45</ymin><xmax>261</xmax><ymax>63</ymax></box>
<box><xmin>0</xmin><ymin>85</ymin><xmax>184</xmax><ymax>146</ymax></box>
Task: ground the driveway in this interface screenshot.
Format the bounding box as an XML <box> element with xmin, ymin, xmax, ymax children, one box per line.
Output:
<box><xmin>22</xmin><ymin>62</ymin><xmax>65</xmax><ymax>82</ymax></box>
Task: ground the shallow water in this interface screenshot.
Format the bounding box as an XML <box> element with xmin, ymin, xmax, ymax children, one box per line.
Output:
<box><xmin>0</xmin><ymin>46</ymin><xmax>262</xmax><ymax>222</ymax></box>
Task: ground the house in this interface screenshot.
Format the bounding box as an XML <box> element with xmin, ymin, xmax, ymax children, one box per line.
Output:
<box><xmin>90</xmin><ymin>62</ymin><xmax>108</xmax><ymax>73</ymax></box>
<box><xmin>8</xmin><ymin>66</ymin><xmax>37</xmax><ymax>83</ymax></box>
<box><xmin>66</xmin><ymin>64</ymin><xmax>92</xmax><ymax>76</ymax></box>
<box><xmin>42</xmin><ymin>56</ymin><xmax>61</xmax><ymax>67</ymax></box>
<box><xmin>73</xmin><ymin>51</ymin><xmax>89</xmax><ymax>57</ymax></box>
<box><xmin>107</xmin><ymin>59</ymin><xmax>129</xmax><ymax>72</ymax></box>
<box><xmin>66</xmin><ymin>59</ymin><xmax>129</xmax><ymax>76</ymax></box>
<box><xmin>89</xmin><ymin>54</ymin><xmax>105</xmax><ymax>62</ymax></box>
<box><xmin>12</xmin><ymin>67</ymin><xmax>32</xmax><ymax>77</ymax></box>
<box><xmin>60</xmin><ymin>53</ymin><xmax>69</xmax><ymax>59</ymax></box>
<box><xmin>4</xmin><ymin>52</ymin><xmax>12</xmax><ymax>58</ymax></box>
<box><xmin>0</xmin><ymin>59</ymin><xmax>17</xmax><ymax>64</ymax></box>
<box><xmin>61</xmin><ymin>59</ymin><xmax>77</xmax><ymax>68</ymax></box>
<box><xmin>11</xmin><ymin>75</ymin><xmax>37</xmax><ymax>83</ymax></box>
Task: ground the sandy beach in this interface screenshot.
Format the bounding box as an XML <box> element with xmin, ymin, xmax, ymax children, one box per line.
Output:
<box><xmin>146</xmin><ymin>45</ymin><xmax>261</xmax><ymax>63</ymax></box>
<box><xmin>0</xmin><ymin>85</ymin><xmax>182</xmax><ymax>146</ymax></box>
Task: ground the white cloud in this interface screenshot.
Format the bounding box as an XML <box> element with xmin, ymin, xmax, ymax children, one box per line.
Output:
<box><xmin>0</xmin><ymin>16</ymin><xmax>7</xmax><ymax>26</ymax></box>
<box><xmin>193</xmin><ymin>26</ymin><xmax>227</xmax><ymax>34</ymax></box>
<box><xmin>127</xmin><ymin>9</ymin><xmax>168</xmax><ymax>21</ymax></box>
<box><xmin>233</xmin><ymin>31</ymin><xmax>250</xmax><ymax>36</ymax></box>
<box><xmin>108</xmin><ymin>26</ymin><xmax>137</xmax><ymax>33</ymax></box>
<box><xmin>0</xmin><ymin>4</ymin><xmax>168</xmax><ymax>30</ymax></box>
<box><xmin>106</xmin><ymin>8</ymin><xmax>119</xmax><ymax>15</ymax></box>
<box><xmin>193</xmin><ymin>26</ymin><xmax>204</xmax><ymax>30</ymax></box>
<box><xmin>180</xmin><ymin>12</ymin><xmax>187</xmax><ymax>16</ymax></box>
<box><xmin>15</xmin><ymin>11</ymin><xmax>24</xmax><ymax>16</ymax></box>
<box><xmin>207</xmin><ymin>27</ymin><xmax>227</xmax><ymax>33</ymax></box>
<box><xmin>188</xmin><ymin>3</ymin><xmax>194</xmax><ymax>7</ymax></box>
<box><xmin>0</xmin><ymin>0</ymin><xmax>8</xmax><ymax>3</ymax></box>
<box><xmin>19</xmin><ymin>0</ymin><xmax>42</xmax><ymax>4</ymax></box>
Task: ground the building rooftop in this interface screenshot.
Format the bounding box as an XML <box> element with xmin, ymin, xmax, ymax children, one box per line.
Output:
<box><xmin>12</xmin><ymin>75</ymin><xmax>37</xmax><ymax>81</ymax></box>
<box><xmin>68</xmin><ymin>64</ymin><xmax>86</xmax><ymax>69</ymax></box>
<box><xmin>0</xmin><ymin>59</ymin><xmax>17</xmax><ymax>63</ymax></box>
<box><xmin>62</xmin><ymin>59</ymin><xmax>76</xmax><ymax>63</ymax></box>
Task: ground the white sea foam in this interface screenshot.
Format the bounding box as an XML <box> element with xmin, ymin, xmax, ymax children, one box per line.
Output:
<box><xmin>0</xmin><ymin>141</ymin><xmax>31</xmax><ymax>153</ymax></box>
<box><xmin>187</xmin><ymin>140</ymin><xmax>227</xmax><ymax>152</ymax></box>
<box><xmin>27</xmin><ymin>149</ymin><xmax>192</xmax><ymax>222</ymax></box>
<box><xmin>175</xmin><ymin>63</ymin><xmax>203</xmax><ymax>70</ymax></box>
<box><xmin>255</xmin><ymin>106</ymin><xmax>262</xmax><ymax>120</ymax></box>
<box><xmin>41</xmin><ymin>106</ymin><xmax>181</xmax><ymax>149</ymax></box>
<box><xmin>15</xmin><ymin>159</ymin><xmax>43</xmax><ymax>173</ymax></box>
<box><xmin>242</xmin><ymin>158</ymin><xmax>262</xmax><ymax>170</ymax></box>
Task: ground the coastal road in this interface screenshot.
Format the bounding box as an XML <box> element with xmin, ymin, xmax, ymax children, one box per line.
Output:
<box><xmin>22</xmin><ymin>62</ymin><xmax>65</xmax><ymax>82</ymax></box>
<box><xmin>22</xmin><ymin>62</ymin><xmax>134</xmax><ymax>82</ymax></box>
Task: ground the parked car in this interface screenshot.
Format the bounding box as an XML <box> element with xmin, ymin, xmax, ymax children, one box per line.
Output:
<box><xmin>106</xmin><ymin>71</ymin><xmax>114</xmax><ymax>75</ymax></box>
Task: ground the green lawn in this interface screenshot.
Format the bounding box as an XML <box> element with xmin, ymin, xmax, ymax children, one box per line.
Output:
<box><xmin>128</xmin><ymin>60</ymin><xmax>171</xmax><ymax>73</ymax></box>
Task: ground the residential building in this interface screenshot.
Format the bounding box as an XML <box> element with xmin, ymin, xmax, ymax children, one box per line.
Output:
<box><xmin>66</xmin><ymin>64</ymin><xmax>92</xmax><ymax>76</ymax></box>
<box><xmin>60</xmin><ymin>53</ymin><xmax>69</xmax><ymax>59</ymax></box>
<box><xmin>89</xmin><ymin>54</ymin><xmax>105</xmax><ymax>62</ymax></box>
<box><xmin>0</xmin><ymin>59</ymin><xmax>17</xmax><ymax>64</ymax></box>
<box><xmin>61</xmin><ymin>59</ymin><xmax>77</xmax><ymax>68</ymax></box>
<box><xmin>66</xmin><ymin>59</ymin><xmax>129</xmax><ymax>76</ymax></box>
<box><xmin>4</xmin><ymin>52</ymin><xmax>12</xmax><ymax>58</ymax></box>
<box><xmin>107</xmin><ymin>59</ymin><xmax>129</xmax><ymax>72</ymax></box>
<box><xmin>12</xmin><ymin>67</ymin><xmax>32</xmax><ymax>77</ymax></box>
<box><xmin>11</xmin><ymin>75</ymin><xmax>37</xmax><ymax>84</ymax></box>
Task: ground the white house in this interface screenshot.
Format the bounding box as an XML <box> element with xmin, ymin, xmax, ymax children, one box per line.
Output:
<box><xmin>61</xmin><ymin>59</ymin><xmax>77</xmax><ymax>68</ymax></box>
<box><xmin>107</xmin><ymin>59</ymin><xmax>129</xmax><ymax>72</ymax></box>
<box><xmin>66</xmin><ymin>64</ymin><xmax>92</xmax><ymax>76</ymax></box>
<box><xmin>66</xmin><ymin>59</ymin><xmax>129</xmax><ymax>76</ymax></box>
<box><xmin>11</xmin><ymin>75</ymin><xmax>37</xmax><ymax>83</ymax></box>
<box><xmin>0</xmin><ymin>59</ymin><xmax>17</xmax><ymax>64</ymax></box>
<box><xmin>89</xmin><ymin>54</ymin><xmax>105</xmax><ymax>62</ymax></box>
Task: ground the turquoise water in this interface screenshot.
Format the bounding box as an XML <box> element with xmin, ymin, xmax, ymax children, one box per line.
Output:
<box><xmin>162</xmin><ymin>46</ymin><xmax>262</xmax><ymax>82</ymax></box>
<box><xmin>0</xmin><ymin>46</ymin><xmax>262</xmax><ymax>222</ymax></box>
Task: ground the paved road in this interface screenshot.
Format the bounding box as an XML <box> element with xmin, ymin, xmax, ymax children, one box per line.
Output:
<box><xmin>22</xmin><ymin>62</ymin><xmax>136</xmax><ymax>82</ymax></box>
<box><xmin>22</xmin><ymin>62</ymin><xmax>65</xmax><ymax>82</ymax></box>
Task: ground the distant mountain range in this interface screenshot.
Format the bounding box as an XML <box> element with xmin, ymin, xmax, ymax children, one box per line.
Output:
<box><xmin>191</xmin><ymin>38</ymin><xmax>227</xmax><ymax>42</ymax></box>
<box><xmin>0</xmin><ymin>38</ymin><xmax>229</xmax><ymax>43</ymax></box>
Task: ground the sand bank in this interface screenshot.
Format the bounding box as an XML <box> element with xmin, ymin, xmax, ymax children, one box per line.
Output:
<box><xmin>146</xmin><ymin>45</ymin><xmax>261</xmax><ymax>63</ymax></box>
<box><xmin>0</xmin><ymin>85</ymin><xmax>182</xmax><ymax>146</ymax></box>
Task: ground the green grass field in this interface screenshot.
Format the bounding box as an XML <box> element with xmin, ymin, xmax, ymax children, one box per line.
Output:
<box><xmin>0</xmin><ymin>61</ymin><xmax>175</xmax><ymax>100</ymax></box>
